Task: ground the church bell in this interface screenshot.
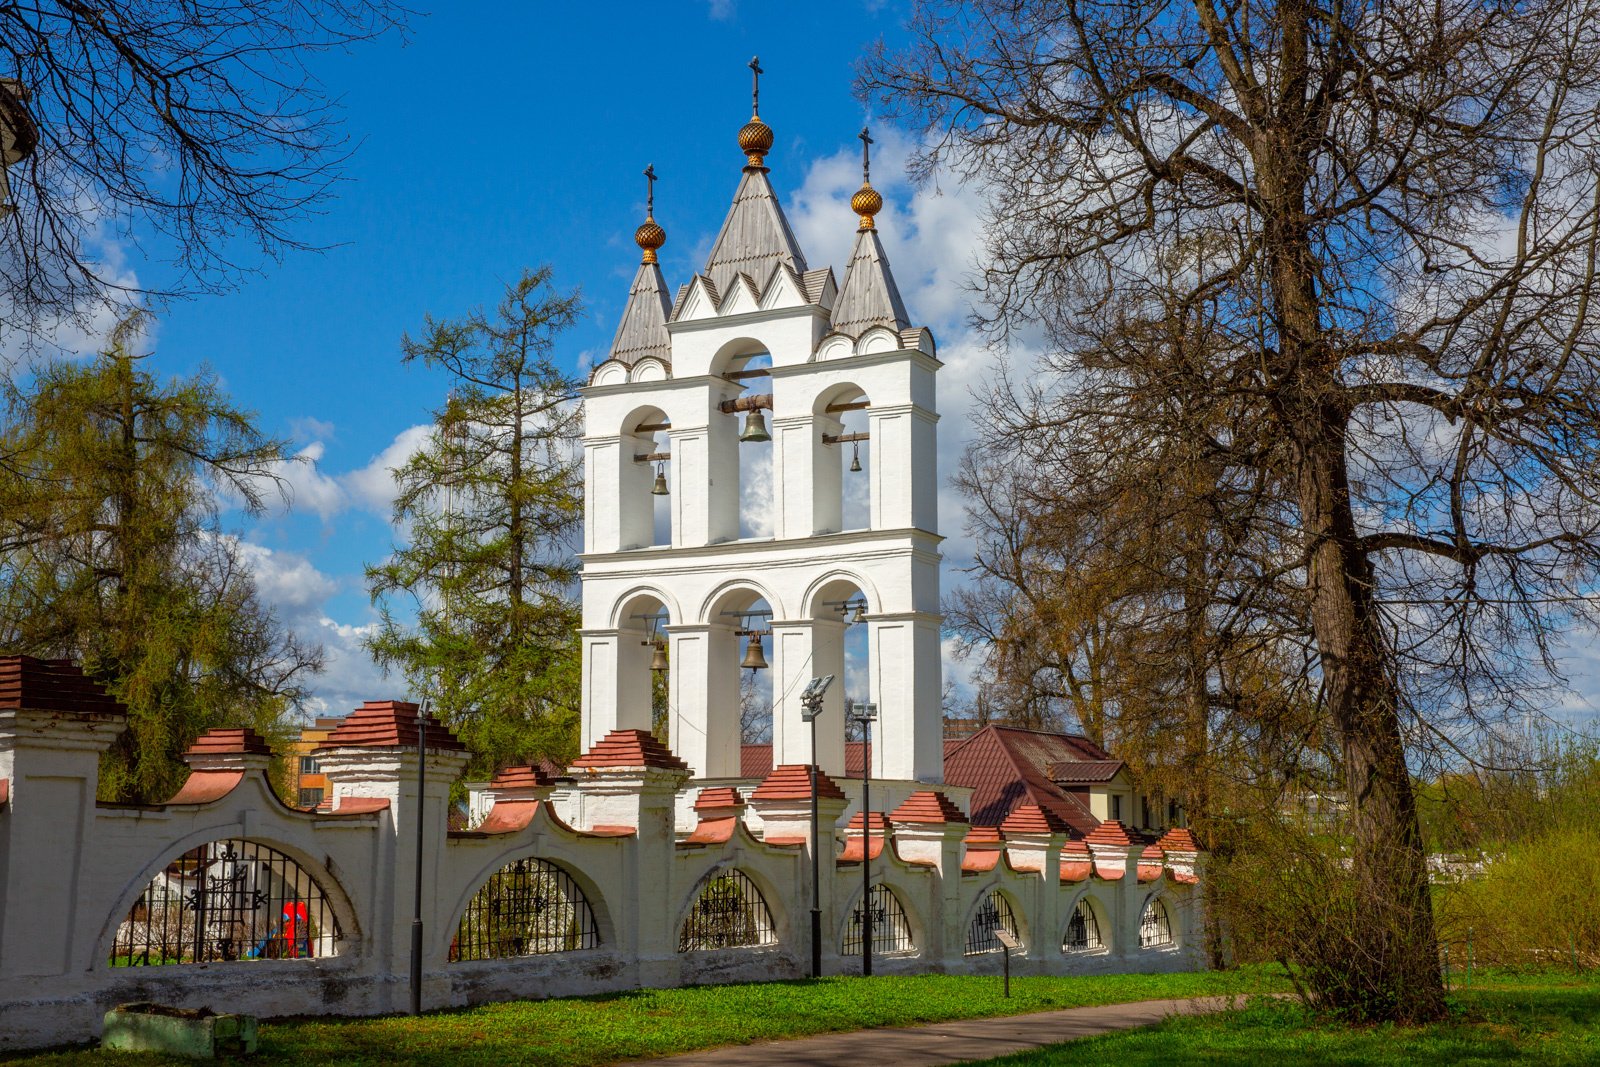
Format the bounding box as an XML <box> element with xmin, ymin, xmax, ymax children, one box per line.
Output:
<box><xmin>740</xmin><ymin>634</ymin><xmax>769</xmax><ymax>671</ymax></box>
<box><xmin>849</xmin><ymin>439</ymin><xmax>862</xmax><ymax>473</ymax></box>
<box><xmin>650</xmin><ymin>639</ymin><xmax>670</xmax><ymax>672</ymax></box>
<box><xmin>651</xmin><ymin>461</ymin><xmax>669</xmax><ymax>496</ymax></box>
<box><xmin>739</xmin><ymin>409</ymin><xmax>771</xmax><ymax>443</ymax></box>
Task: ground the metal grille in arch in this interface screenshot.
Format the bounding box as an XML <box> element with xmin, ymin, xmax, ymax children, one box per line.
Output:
<box><xmin>1140</xmin><ymin>896</ymin><xmax>1174</xmax><ymax>948</ymax></box>
<box><xmin>678</xmin><ymin>869</ymin><xmax>776</xmax><ymax>952</ymax></box>
<box><xmin>841</xmin><ymin>883</ymin><xmax>914</xmax><ymax>955</ymax></box>
<box><xmin>450</xmin><ymin>857</ymin><xmax>599</xmax><ymax>961</ymax></box>
<box><xmin>1064</xmin><ymin>897</ymin><xmax>1103</xmax><ymax>950</ymax></box>
<box><xmin>109</xmin><ymin>840</ymin><xmax>340</xmax><ymax>966</ymax></box>
<box><xmin>964</xmin><ymin>890</ymin><xmax>1020</xmax><ymax>955</ymax></box>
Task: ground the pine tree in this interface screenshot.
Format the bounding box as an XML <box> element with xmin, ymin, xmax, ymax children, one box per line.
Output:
<box><xmin>0</xmin><ymin>315</ymin><xmax>323</xmax><ymax>801</ymax></box>
<box><xmin>366</xmin><ymin>268</ymin><xmax>584</xmax><ymax>776</ymax></box>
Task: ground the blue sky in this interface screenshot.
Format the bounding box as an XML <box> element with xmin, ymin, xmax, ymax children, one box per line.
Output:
<box><xmin>27</xmin><ymin>1</ymin><xmax>1600</xmax><ymax>734</ymax></box>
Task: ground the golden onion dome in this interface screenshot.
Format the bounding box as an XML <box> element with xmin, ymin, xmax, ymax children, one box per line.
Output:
<box><xmin>738</xmin><ymin>117</ymin><xmax>774</xmax><ymax>167</ymax></box>
<box><xmin>851</xmin><ymin>182</ymin><xmax>883</xmax><ymax>231</ymax></box>
<box><xmin>634</xmin><ymin>215</ymin><xmax>666</xmax><ymax>263</ymax></box>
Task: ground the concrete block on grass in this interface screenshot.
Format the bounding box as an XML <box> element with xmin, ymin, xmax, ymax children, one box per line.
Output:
<box><xmin>101</xmin><ymin>1003</ymin><xmax>258</xmax><ymax>1058</ymax></box>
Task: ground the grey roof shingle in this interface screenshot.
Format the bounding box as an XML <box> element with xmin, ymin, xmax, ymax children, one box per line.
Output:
<box><xmin>608</xmin><ymin>261</ymin><xmax>672</xmax><ymax>366</ymax></box>
<box><xmin>698</xmin><ymin>169</ymin><xmax>808</xmax><ymax>302</ymax></box>
<box><xmin>831</xmin><ymin>228</ymin><xmax>910</xmax><ymax>337</ymax></box>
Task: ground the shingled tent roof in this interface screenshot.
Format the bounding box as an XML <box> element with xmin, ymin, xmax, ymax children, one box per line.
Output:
<box><xmin>831</xmin><ymin>227</ymin><xmax>909</xmax><ymax>337</ymax></box>
<box><xmin>608</xmin><ymin>260</ymin><xmax>672</xmax><ymax>365</ymax></box>
<box><xmin>694</xmin><ymin>169</ymin><xmax>808</xmax><ymax>304</ymax></box>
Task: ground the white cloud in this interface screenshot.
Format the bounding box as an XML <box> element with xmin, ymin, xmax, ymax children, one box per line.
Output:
<box><xmin>705</xmin><ymin>0</ymin><xmax>737</xmax><ymax>20</ymax></box>
<box><xmin>339</xmin><ymin>423</ymin><xmax>433</xmax><ymax>517</ymax></box>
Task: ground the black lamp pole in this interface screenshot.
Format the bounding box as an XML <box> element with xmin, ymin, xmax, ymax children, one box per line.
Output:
<box><xmin>854</xmin><ymin>700</ymin><xmax>877</xmax><ymax>978</ymax></box>
<box><xmin>809</xmin><ymin>715</ymin><xmax>822</xmax><ymax>979</ymax></box>
<box><xmin>409</xmin><ymin>700</ymin><xmax>427</xmax><ymax>1016</ymax></box>
<box><xmin>799</xmin><ymin>675</ymin><xmax>832</xmax><ymax>980</ymax></box>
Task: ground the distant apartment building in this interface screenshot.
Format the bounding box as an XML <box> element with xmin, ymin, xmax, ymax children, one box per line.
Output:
<box><xmin>288</xmin><ymin>716</ymin><xmax>345</xmax><ymax>810</ymax></box>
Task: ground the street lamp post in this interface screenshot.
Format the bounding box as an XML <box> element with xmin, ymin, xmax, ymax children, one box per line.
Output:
<box><xmin>410</xmin><ymin>699</ymin><xmax>429</xmax><ymax>1016</ymax></box>
<box><xmin>800</xmin><ymin>675</ymin><xmax>834</xmax><ymax>980</ymax></box>
<box><xmin>850</xmin><ymin>698</ymin><xmax>878</xmax><ymax>977</ymax></box>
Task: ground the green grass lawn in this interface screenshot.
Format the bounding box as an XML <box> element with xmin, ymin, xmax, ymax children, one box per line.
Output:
<box><xmin>963</xmin><ymin>972</ymin><xmax>1600</xmax><ymax>1065</ymax></box>
<box><xmin>4</xmin><ymin>969</ymin><xmax>1285</xmax><ymax>1066</ymax></box>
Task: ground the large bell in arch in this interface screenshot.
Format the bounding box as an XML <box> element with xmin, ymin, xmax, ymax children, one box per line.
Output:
<box><xmin>739</xmin><ymin>409</ymin><xmax>771</xmax><ymax>443</ymax></box>
<box><xmin>740</xmin><ymin>634</ymin><xmax>769</xmax><ymax>671</ymax></box>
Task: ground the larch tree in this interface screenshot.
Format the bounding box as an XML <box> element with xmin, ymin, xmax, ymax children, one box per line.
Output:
<box><xmin>0</xmin><ymin>1</ymin><xmax>406</xmax><ymax>341</ymax></box>
<box><xmin>867</xmin><ymin>0</ymin><xmax>1600</xmax><ymax>1020</ymax></box>
<box><xmin>0</xmin><ymin>315</ymin><xmax>323</xmax><ymax>802</ymax></box>
<box><xmin>366</xmin><ymin>268</ymin><xmax>585</xmax><ymax>778</ymax></box>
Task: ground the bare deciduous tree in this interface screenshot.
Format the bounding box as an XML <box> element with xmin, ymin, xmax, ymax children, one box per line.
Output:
<box><xmin>0</xmin><ymin>1</ymin><xmax>405</xmax><ymax>339</ymax></box>
<box><xmin>867</xmin><ymin>0</ymin><xmax>1600</xmax><ymax>1020</ymax></box>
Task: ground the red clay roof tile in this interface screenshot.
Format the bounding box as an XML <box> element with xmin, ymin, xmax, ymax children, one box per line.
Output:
<box><xmin>166</xmin><ymin>770</ymin><xmax>245</xmax><ymax>805</ymax></box>
<box><xmin>333</xmin><ymin>796</ymin><xmax>391</xmax><ymax>814</ymax></box>
<box><xmin>1001</xmin><ymin>803</ymin><xmax>1070</xmax><ymax>836</ymax></box>
<box><xmin>474</xmin><ymin>799</ymin><xmax>540</xmax><ymax>835</ymax></box>
<box><xmin>890</xmin><ymin>789</ymin><xmax>968</xmax><ymax>824</ymax></box>
<box><xmin>1085</xmin><ymin>820</ymin><xmax>1135</xmax><ymax>847</ymax></box>
<box><xmin>750</xmin><ymin>764</ymin><xmax>847</xmax><ymax>802</ymax></box>
<box><xmin>185</xmin><ymin>727</ymin><xmax>273</xmax><ymax>758</ymax></box>
<box><xmin>694</xmin><ymin>786</ymin><xmax>745</xmax><ymax>811</ymax></box>
<box><xmin>1158</xmin><ymin>826</ymin><xmax>1201</xmax><ymax>852</ymax></box>
<box><xmin>0</xmin><ymin>656</ymin><xmax>126</xmax><ymax>717</ymax></box>
<box><xmin>684</xmin><ymin>815</ymin><xmax>739</xmax><ymax>846</ymax></box>
<box><xmin>318</xmin><ymin>701</ymin><xmax>467</xmax><ymax>752</ymax></box>
<box><xmin>0</xmin><ymin>777</ymin><xmax>7</xmax><ymax>810</ymax></box>
<box><xmin>570</xmin><ymin>729</ymin><xmax>688</xmax><ymax>771</ymax></box>
<box><xmin>488</xmin><ymin>765</ymin><xmax>552</xmax><ymax>790</ymax></box>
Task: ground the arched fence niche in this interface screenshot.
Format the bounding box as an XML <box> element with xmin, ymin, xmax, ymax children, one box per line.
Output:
<box><xmin>678</xmin><ymin>868</ymin><xmax>776</xmax><ymax>952</ymax></box>
<box><xmin>1139</xmin><ymin>895</ymin><xmax>1174</xmax><ymax>948</ymax></box>
<box><xmin>1063</xmin><ymin>896</ymin><xmax>1105</xmax><ymax>952</ymax></box>
<box><xmin>964</xmin><ymin>889</ymin><xmax>1021</xmax><ymax>955</ymax></box>
<box><xmin>841</xmin><ymin>882</ymin><xmax>914</xmax><ymax>955</ymax></box>
<box><xmin>449</xmin><ymin>856</ymin><xmax>600</xmax><ymax>961</ymax></box>
<box><xmin>108</xmin><ymin>839</ymin><xmax>341</xmax><ymax>966</ymax></box>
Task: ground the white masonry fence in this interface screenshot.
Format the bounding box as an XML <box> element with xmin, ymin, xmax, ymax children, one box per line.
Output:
<box><xmin>0</xmin><ymin>684</ymin><xmax>1205</xmax><ymax>1050</ymax></box>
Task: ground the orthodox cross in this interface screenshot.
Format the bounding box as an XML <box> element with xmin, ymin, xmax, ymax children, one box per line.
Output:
<box><xmin>750</xmin><ymin>56</ymin><xmax>764</xmax><ymax>116</ymax></box>
<box><xmin>859</xmin><ymin>127</ymin><xmax>874</xmax><ymax>184</ymax></box>
<box><xmin>644</xmin><ymin>164</ymin><xmax>657</xmax><ymax>217</ymax></box>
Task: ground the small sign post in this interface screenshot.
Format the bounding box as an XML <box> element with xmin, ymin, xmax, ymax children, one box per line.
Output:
<box><xmin>994</xmin><ymin>928</ymin><xmax>1019</xmax><ymax>998</ymax></box>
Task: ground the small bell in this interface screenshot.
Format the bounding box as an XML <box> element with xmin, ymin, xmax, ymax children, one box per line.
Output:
<box><xmin>852</xmin><ymin>602</ymin><xmax>868</xmax><ymax>625</ymax></box>
<box><xmin>740</xmin><ymin>634</ymin><xmax>769</xmax><ymax>671</ymax></box>
<box><xmin>650</xmin><ymin>638</ymin><xmax>670</xmax><ymax>672</ymax></box>
<box><xmin>739</xmin><ymin>409</ymin><xmax>771</xmax><ymax>443</ymax></box>
<box><xmin>849</xmin><ymin>440</ymin><xmax>862</xmax><ymax>473</ymax></box>
<box><xmin>651</xmin><ymin>461</ymin><xmax>669</xmax><ymax>496</ymax></box>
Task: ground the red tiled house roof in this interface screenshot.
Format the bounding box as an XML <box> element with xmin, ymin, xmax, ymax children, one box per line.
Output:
<box><xmin>942</xmin><ymin>726</ymin><xmax>1108</xmax><ymax>835</ymax></box>
<box><xmin>740</xmin><ymin>738</ymin><xmax>971</xmax><ymax>780</ymax></box>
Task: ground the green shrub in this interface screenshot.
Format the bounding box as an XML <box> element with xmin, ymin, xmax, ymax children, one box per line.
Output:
<box><xmin>1436</xmin><ymin>826</ymin><xmax>1600</xmax><ymax>971</ymax></box>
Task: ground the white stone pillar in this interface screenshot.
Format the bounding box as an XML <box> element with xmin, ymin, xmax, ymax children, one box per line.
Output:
<box><xmin>770</xmin><ymin>618</ymin><xmax>847</xmax><ymax>776</ymax></box>
<box><xmin>581</xmin><ymin>629</ymin><xmax>653</xmax><ymax>752</ymax></box>
<box><xmin>665</xmin><ymin>623</ymin><xmax>741</xmax><ymax>779</ymax></box>
<box><xmin>867</xmin><ymin>612</ymin><xmax>944</xmax><ymax>781</ymax></box>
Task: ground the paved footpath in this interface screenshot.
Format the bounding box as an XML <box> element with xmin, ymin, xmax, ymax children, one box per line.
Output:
<box><xmin>619</xmin><ymin>994</ymin><xmax>1250</xmax><ymax>1066</ymax></box>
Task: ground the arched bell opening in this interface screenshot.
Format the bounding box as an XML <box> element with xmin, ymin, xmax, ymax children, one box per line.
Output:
<box><xmin>615</xmin><ymin>591</ymin><xmax>673</xmax><ymax>740</ymax></box>
<box><xmin>814</xmin><ymin>384</ymin><xmax>871</xmax><ymax>535</ymax></box>
<box><xmin>725</xmin><ymin>351</ymin><xmax>775</xmax><ymax>541</ymax></box>
<box><xmin>620</xmin><ymin>407</ymin><xmax>672</xmax><ymax>549</ymax></box>
<box><xmin>699</xmin><ymin>585</ymin><xmax>776</xmax><ymax>778</ymax></box>
<box><xmin>801</xmin><ymin>576</ymin><xmax>874</xmax><ymax>778</ymax></box>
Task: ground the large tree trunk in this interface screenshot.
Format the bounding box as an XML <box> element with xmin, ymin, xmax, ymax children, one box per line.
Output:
<box><xmin>1298</xmin><ymin>419</ymin><xmax>1445</xmax><ymax>1021</ymax></box>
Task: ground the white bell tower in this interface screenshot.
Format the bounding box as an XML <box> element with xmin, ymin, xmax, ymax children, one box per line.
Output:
<box><xmin>579</xmin><ymin>69</ymin><xmax>943</xmax><ymax>785</ymax></box>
